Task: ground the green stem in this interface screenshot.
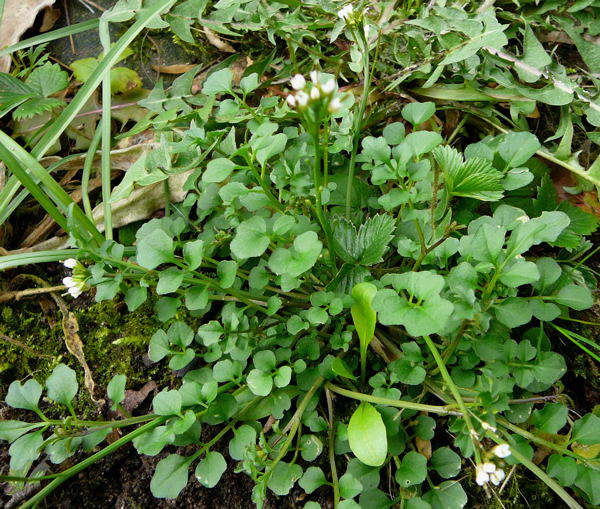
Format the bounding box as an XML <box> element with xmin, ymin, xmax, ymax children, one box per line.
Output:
<box><xmin>18</xmin><ymin>416</ymin><xmax>168</xmax><ymax>509</ymax></box>
<box><xmin>99</xmin><ymin>20</ymin><xmax>113</xmax><ymax>240</ymax></box>
<box><xmin>325</xmin><ymin>383</ymin><xmax>461</xmax><ymax>415</ymax></box>
<box><xmin>81</xmin><ymin>123</ymin><xmax>102</xmax><ymax>221</ymax></box>
<box><xmin>345</xmin><ymin>27</ymin><xmax>372</xmax><ymax>217</ymax></box>
<box><xmin>422</xmin><ymin>335</ymin><xmax>481</xmax><ymax>463</ymax></box>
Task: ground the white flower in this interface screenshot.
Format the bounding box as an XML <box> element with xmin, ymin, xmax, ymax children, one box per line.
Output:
<box><xmin>328</xmin><ymin>97</ymin><xmax>342</xmax><ymax>113</ymax></box>
<box><xmin>482</xmin><ymin>462</ymin><xmax>496</xmax><ymax>473</ymax></box>
<box><xmin>338</xmin><ymin>4</ymin><xmax>353</xmax><ymax>21</ymax></box>
<box><xmin>68</xmin><ymin>286</ymin><xmax>83</xmax><ymax>298</ymax></box>
<box><xmin>364</xmin><ymin>24</ymin><xmax>371</xmax><ymax>38</ymax></box>
<box><xmin>63</xmin><ymin>275</ymin><xmax>85</xmax><ymax>299</ymax></box>
<box><xmin>286</xmin><ymin>94</ymin><xmax>296</xmax><ymax>107</ymax></box>
<box><xmin>63</xmin><ymin>258</ymin><xmax>78</xmax><ymax>269</ymax></box>
<box><xmin>310</xmin><ymin>70</ymin><xmax>319</xmax><ymax>84</ymax></box>
<box><xmin>321</xmin><ymin>79</ymin><xmax>336</xmax><ymax>95</ymax></box>
<box><xmin>290</xmin><ymin>74</ymin><xmax>306</xmax><ymax>91</ymax></box>
<box><xmin>310</xmin><ymin>87</ymin><xmax>321</xmax><ymax>100</ymax></box>
<box><xmin>295</xmin><ymin>91</ymin><xmax>309</xmax><ymax>108</ymax></box>
<box><xmin>475</xmin><ymin>465</ymin><xmax>490</xmax><ymax>486</ymax></box>
<box><xmin>492</xmin><ymin>444</ymin><xmax>511</xmax><ymax>459</ymax></box>
<box><xmin>516</xmin><ymin>215</ymin><xmax>530</xmax><ymax>223</ymax></box>
<box><xmin>490</xmin><ymin>468</ymin><xmax>506</xmax><ymax>486</ymax></box>
<box><xmin>481</xmin><ymin>421</ymin><xmax>497</xmax><ymax>432</ymax></box>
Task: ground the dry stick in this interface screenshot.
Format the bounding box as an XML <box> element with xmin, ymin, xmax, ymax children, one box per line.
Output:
<box><xmin>0</xmin><ymin>285</ymin><xmax>66</xmax><ymax>303</ymax></box>
<box><xmin>0</xmin><ymin>333</ymin><xmax>53</xmax><ymax>358</ymax></box>
<box><xmin>62</xmin><ymin>0</ymin><xmax>76</xmax><ymax>55</ymax></box>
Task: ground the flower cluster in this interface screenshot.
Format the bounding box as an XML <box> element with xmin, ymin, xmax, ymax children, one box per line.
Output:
<box><xmin>474</xmin><ymin>443</ymin><xmax>511</xmax><ymax>487</ymax></box>
<box><xmin>62</xmin><ymin>258</ymin><xmax>88</xmax><ymax>298</ymax></box>
<box><xmin>286</xmin><ymin>71</ymin><xmax>342</xmax><ymax>114</ymax></box>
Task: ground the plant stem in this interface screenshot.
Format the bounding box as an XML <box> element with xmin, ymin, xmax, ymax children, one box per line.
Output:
<box><xmin>325</xmin><ymin>383</ymin><xmax>461</xmax><ymax>415</ymax></box>
<box><xmin>422</xmin><ymin>335</ymin><xmax>482</xmax><ymax>463</ymax></box>
<box><xmin>19</xmin><ymin>416</ymin><xmax>168</xmax><ymax>509</ymax></box>
<box><xmin>325</xmin><ymin>388</ymin><xmax>340</xmax><ymax>509</ymax></box>
<box><xmin>81</xmin><ymin>123</ymin><xmax>102</xmax><ymax>221</ymax></box>
<box><xmin>99</xmin><ymin>20</ymin><xmax>113</xmax><ymax>240</ymax></box>
<box><xmin>345</xmin><ymin>27</ymin><xmax>372</xmax><ymax>217</ymax></box>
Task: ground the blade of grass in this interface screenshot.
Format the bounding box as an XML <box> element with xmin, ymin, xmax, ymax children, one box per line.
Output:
<box><xmin>0</xmin><ymin>249</ymin><xmax>80</xmax><ymax>271</ymax></box>
<box><xmin>0</xmin><ymin>130</ymin><xmax>104</xmax><ymax>245</ymax></box>
<box><xmin>100</xmin><ymin>19</ymin><xmax>113</xmax><ymax>240</ymax></box>
<box><xmin>0</xmin><ymin>19</ymin><xmax>99</xmax><ymax>57</ymax></box>
<box><xmin>0</xmin><ymin>0</ymin><xmax>176</xmax><ymax>225</ymax></box>
<box><xmin>552</xmin><ymin>324</ymin><xmax>600</xmax><ymax>363</ymax></box>
<box><xmin>82</xmin><ymin>123</ymin><xmax>102</xmax><ymax>220</ymax></box>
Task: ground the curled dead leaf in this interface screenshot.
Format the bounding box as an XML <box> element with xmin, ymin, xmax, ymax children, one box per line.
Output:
<box><xmin>152</xmin><ymin>63</ymin><xmax>196</xmax><ymax>75</ymax></box>
<box><xmin>203</xmin><ymin>26</ymin><xmax>235</xmax><ymax>53</ymax></box>
<box><xmin>0</xmin><ymin>0</ymin><xmax>56</xmax><ymax>72</ymax></box>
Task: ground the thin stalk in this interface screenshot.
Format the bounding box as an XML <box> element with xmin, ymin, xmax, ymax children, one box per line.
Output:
<box><xmin>325</xmin><ymin>388</ymin><xmax>340</xmax><ymax>508</ymax></box>
<box><xmin>345</xmin><ymin>27</ymin><xmax>372</xmax><ymax>217</ymax></box>
<box><xmin>325</xmin><ymin>383</ymin><xmax>461</xmax><ymax>415</ymax></box>
<box><xmin>100</xmin><ymin>20</ymin><xmax>113</xmax><ymax>240</ymax></box>
<box><xmin>81</xmin><ymin>123</ymin><xmax>102</xmax><ymax>220</ymax></box>
<box><xmin>18</xmin><ymin>416</ymin><xmax>168</xmax><ymax>509</ymax></box>
<box><xmin>422</xmin><ymin>335</ymin><xmax>481</xmax><ymax>463</ymax></box>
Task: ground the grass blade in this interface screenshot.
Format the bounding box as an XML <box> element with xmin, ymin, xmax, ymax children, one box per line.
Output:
<box><xmin>0</xmin><ymin>0</ymin><xmax>176</xmax><ymax>226</ymax></box>
<box><xmin>0</xmin><ymin>19</ymin><xmax>99</xmax><ymax>57</ymax></box>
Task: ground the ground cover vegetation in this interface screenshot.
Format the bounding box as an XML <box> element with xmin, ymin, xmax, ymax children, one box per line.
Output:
<box><xmin>0</xmin><ymin>0</ymin><xmax>600</xmax><ymax>507</ymax></box>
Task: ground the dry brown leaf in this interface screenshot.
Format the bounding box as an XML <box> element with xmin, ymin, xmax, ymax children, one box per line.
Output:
<box><xmin>152</xmin><ymin>63</ymin><xmax>196</xmax><ymax>75</ymax></box>
<box><xmin>415</xmin><ymin>437</ymin><xmax>432</xmax><ymax>459</ymax></box>
<box><xmin>40</xmin><ymin>6</ymin><xmax>60</xmax><ymax>32</ymax></box>
<box><xmin>62</xmin><ymin>310</ymin><xmax>103</xmax><ymax>405</ymax></box>
<box><xmin>0</xmin><ymin>0</ymin><xmax>56</xmax><ymax>72</ymax></box>
<box><xmin>203</xmin><ymin>26</ymin><xmax>235</xmax><ymax>53</ymax></box>
<box><xmin>122</xmin><ymin>381</ymin><xmax>157</xmax><ymax>413</ymax></box>
<box><xmin>231</xmin><ymin>56</ymin><xmax>253</xmax><ymax>86</ymax></box>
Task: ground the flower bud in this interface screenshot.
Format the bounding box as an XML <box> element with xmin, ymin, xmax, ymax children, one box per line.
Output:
<box><xmin>63</xmin><ymin>258</ymin><xmax>78</xmax><ymax>269</ymax></box>
<box><xmin>286</xmin><ymin>94</ymin><xmax>296</xmax><ymax>107</ymax></box>
<box><xmin>296</xmin><ymin>91</ymin><xmax>309</xmax><ymax>108</ymax></box>
<box><xmin>310</xmin><ymin>87</ymin><xmax>321</xmax><ymax>100</ymax></box>
<box><xmin>492</xmin><ymin>443</ymin><xmax>511</xmax><ymax>458</ymax></box>
<box><xmin>290</xmin><ymin>74</ymin><xmax>306</xmax><ymax>90</ymax></box>
<box><xmin>310</xmin><ymin>70</ymin><xmax>319</xmax><ymax>84</ymax></box>
<box><xmin>338</xmin><ymin>4</ymin><xmax>353</xmax><ymax>21</ymax></box>
<box><xmin>321</xmin><ymin>79</ymin><xmax>335</xmax><ymax>95</ymax></box>
<box><xmin>328</xmin><ymin>97</ymin><xmax>342</xmax><ymax>113</ymax></box>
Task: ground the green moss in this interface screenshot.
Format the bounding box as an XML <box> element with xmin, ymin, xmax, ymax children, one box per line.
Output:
<box><xmin>0</xmin><ymin>298</ymin><xmax>169</xmax><ymax>417</ymax></box>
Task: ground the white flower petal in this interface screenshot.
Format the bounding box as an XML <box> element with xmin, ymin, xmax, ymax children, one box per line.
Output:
<box><xmin>492</xmin><ymin>444</ymin><xmax>511</xmax><ymax>458</ymax></box>
<box><xmin>290</xmin><ymin>74</ymin><xmax>306</xmax><ymax>90</ymax></box>
<box><xmin>310</xmin><ymin>87</ymin><xmax>320</xmax><ymax>100</ymax></box>
<box><xmin>328</xmin><ymin>97</ymin><xmax>342</xmax><ymax>113</ymax></box>
<box><xmin>63</xmin><ymin>258</ymin><xmax>78</xmax><ymax>269</ymax></box>
<box><xmin>286</xmin><ymin>94</ymin><xmax>296</xmax><ymax>107</ymax></box>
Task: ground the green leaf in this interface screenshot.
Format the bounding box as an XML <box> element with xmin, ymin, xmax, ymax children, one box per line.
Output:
<box><xmin>107</xmin><ymin>374</ymin><xmax>126</xmax><ymax>411</ymax></box>
<box><xmin>423</xmin><ymin>480</ymin><xmax>467</xmax><ymax>509</ymax></box>
<box><xmin>362</xmin><ymin>136</ymin><xmax>391</xmax><ymax>162</ymax></box>
<box><xmin>153</xmin><ymin>389</ymin><xmax>182</xmax><ymax>416</ymax></box>
<box><xmin>150</xmin><ymin>454</ymin><xmax>190</xmax><ymax>498</ymax></box>
<box><xmin>433</xmin><ymin>146</ymin><xmax>503</xmax><ymax>201</ymax></box>
<box><xmin>395</xmin><ymin>451</ymin><xmax>427</xmax><ymax>487</ymax></box>
<box><xmin>299</xmin><ymin>466</ymin><xmax>327</xmax><ymax>494</ymax></box>
<box><xmin>185</xmin><ymin>286</ymin><xmax>209</xmax><ymax>311</ymax></box>
<box><xmin>547</xmin><ymin>454</ymin><xmax>578</xmax><ymax>487</ymax></box>
<box><xmin>430</xmin><ymin>447</ymin><xmax>461</xmax><ymax>478</ymax></box>
<box><xmin>382</xmin><ymin>122</ymin><xmax>405</xmax><ymax>145</ymax></box>
<box><xmin>46</xmin><ymin>364</ymin><xmax>78</xmax><ymax>407</ymax></box>
<box><xmin>571</xmin><ymin>414</ymin><xmax>600</xmax><ymax>445</ymax></box>
<box><xmin>300</xmin><ymin>434</ymin><xmax>323</xmax><ymax>461</ymax></box>
<box><xmin>268</xmin><ymin>231</ymin><xmax>322</xmax><ymax>278</ymax></box>
<box><xmin>202</xmin><ymin>68</ymin><xmax>233</xmax><ymax>95</ymax></box>
<box><xmin>499</xmin><ymin>259</ymin><xmax>540</xmax><ymax>287</ymax></box>
<box><xmin>498</xmin><ymin>132</ymin><xmax>541</xmax><ymax>168</ymax></box>
<box><xmin>230</xmin><ymin>216</ymin><xmax>270</xmax><ymax>259</ymax></box>
<box><xmin>183</xmin><ymin>239</ymin><xmax>204</xmax><ymax>270</ymax></box>
<box><xmin>267</xmin><ymin>461</ymin><xmax>303</xmax><ymax>495</ymax></box>
<box><xmin>517</xmin><ymin>25</ymin><xmax>552</xmax><ymax>83</ymax></box>
<box><xmin>348</xmin><ymin>402</ymin><xmax>387</xmax><ymax>467</ymax></box>
<box><xmin>217</xmin><ymin>260</ymin><xmax>237</xmax><ymax>288</ymax></box>
<box><xmin>203</xmin><ymin>158</ymin><xmax>236</xmax><ymax>183</ymax></box>
<box><xmin>351</xmin><ymin>282</ymin><xmax>377</xmax><ymax>360</ymax></box>
<box><xmin>229</xmin><ymin>424</ymin><xmax>256</xmax><ymax>460</ymax></box>
<box><xmin>0</xmin><ymin>421</ymin><xmax>42</xmax><ymax>443</ymax></box>
<box><xmin>405</xmin><ymin>131</ymin><xmax>443</xmax><ymax>157</ymax></box>
<box><xmin>6</xmin><ymin>379</ymin><xmax>42</xmax><ymax>411</ymax></box>
<box><xmin>402</xmin><ymin>102</ymin><xmax>436</xmax><ymax>126</ymax></box>
<box><xmin>157</xmin><ymin>267</ymin><xmax>183</xmax><ymax>295</ymax></box>
<box><xmin>26</xmin><ymin>62</ymin><xmax>68</xmax><ymax>97</ymax></box>
<box><xmin>574</xmin><ymin>465</ymin><xmax>600</xmax><ymax>505</ymax></box>
<box><xmin>125</xmin><ymin>286</ymin><xmax>147</xmax><ymax>311</ymax></box>
<box><xmin>414</xmin><ymin>415</ymin><xmax>436</xmax><ymax>440</ymax></box>
<box><xmin>555</xmin><ymin>284</ymin><xmax>594</xmax><ymax>310</ymax></box>
<box><xmin>9</xmin><ymin>430</ymin><xmax>44</xmax><ymax>473</ymax></box>
<box><xmin>531</xmin><ymin>403</ymin><xmax>567</xmax><ymax>434</ymax></box>
<box><xmin>136</xmin><ymin>229</ymin><xmax>173</xmax><ymax>269</ymax></box>
<box><xmin>339</xmin><ymin>473</ymin><xmax>363</xmax><ymax>499</ymax></box>
<box><xmin>247</xmin><ymin>369</ymin><xmax>273</xmax><ymax>396</ymax></box>
<box><xmin>332</xmin><ymin>357</ymin><xmax>357</xmax><ymax>380</ymax></box>
<box><xmin>195</xmin><ymin>451</ymin><xmax>227</xmax><ymax>488</ymax></box>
